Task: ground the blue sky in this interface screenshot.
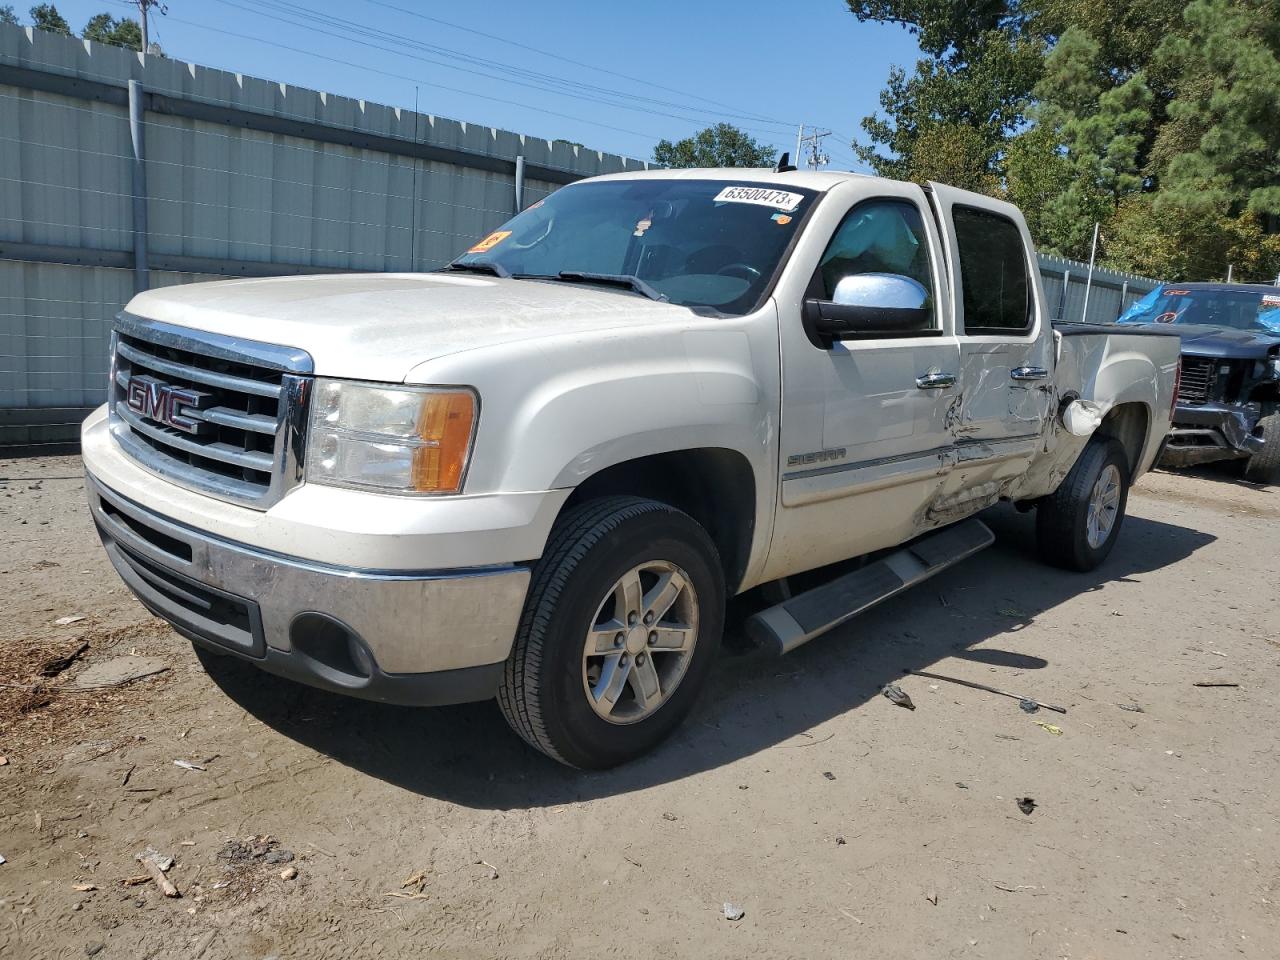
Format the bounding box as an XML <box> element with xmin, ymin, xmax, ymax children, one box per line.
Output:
<box><xmin>36</xmin><ymin>0</ymin><xmax>922</xmax><ymax>169</ymax></box>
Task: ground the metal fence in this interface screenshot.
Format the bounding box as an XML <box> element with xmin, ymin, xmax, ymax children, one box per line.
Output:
<box><xmin>1037</xmin><ymin>253</ymin><xmax>1159</xmax><ymax>326</ymax></box>
<box><xmin>1</xmin><ymin>24</ymin><xmax>1163</xmax><ymax>447</ymax></box>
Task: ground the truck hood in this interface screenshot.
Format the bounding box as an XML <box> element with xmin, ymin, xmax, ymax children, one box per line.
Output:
<box><xmin>125</xmin><ymin>272</ymin><xmax>696</xmax><ymax>381</ymax></box>
<box><xmin>1124</xmin><ymin>322</ymin><xmax>1280</xmax><ymax>359</ymax></box>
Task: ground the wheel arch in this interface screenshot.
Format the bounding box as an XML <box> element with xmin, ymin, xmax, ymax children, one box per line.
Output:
<box><xmin>1095</xmin><ymin>401</ymin><xmax>1151</xmax><ymax>480</ymax></box>
<box><xmin>559</xmin><ymin>447</ymin><xmax>758</xmax><ymax>594</ymax></box>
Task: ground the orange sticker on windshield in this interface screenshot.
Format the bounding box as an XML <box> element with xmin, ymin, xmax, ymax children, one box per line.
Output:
<box><xmin>468</xmin><ymin>231</ymin><xmax>511</xmax><ymax>254</ymax></box>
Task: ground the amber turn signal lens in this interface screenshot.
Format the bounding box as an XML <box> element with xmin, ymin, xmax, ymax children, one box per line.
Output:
<box><xmin>410</xmin><ymin>391</ymin><xmax>476</xmax><ymax>493</ymax></box>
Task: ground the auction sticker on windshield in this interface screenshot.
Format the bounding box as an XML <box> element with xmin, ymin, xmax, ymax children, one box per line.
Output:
<box><xmin>468</xmin><ymin>230</ymin><xmax>511</xmax><ymax>254</ymax></box>
<box><xmin>713</xmin><ymin>186</ymin><xmax>805</xmax><ymax>213</ymax></box>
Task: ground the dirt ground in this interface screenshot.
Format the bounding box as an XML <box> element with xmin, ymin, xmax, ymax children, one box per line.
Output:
<box><xmin>1</xmin><ymin>454</ymin><xmax>1277</xmax><ymax>960</ymax></box>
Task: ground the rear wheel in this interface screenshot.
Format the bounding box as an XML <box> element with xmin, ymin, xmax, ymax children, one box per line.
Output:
<box><xmin>1243</xmin><ymin>413</ymin><xmax>1280</xmax><ymax>484</ymax></box>
<box><xmin>498</xmin><ymin>496</ymin><xmax>724</xmax><ymax>768</ymax></box>
<box><xmin>1036</xmin><ymin>437</ymin><xmax>1131</xmax><ymax>571</ymax></box>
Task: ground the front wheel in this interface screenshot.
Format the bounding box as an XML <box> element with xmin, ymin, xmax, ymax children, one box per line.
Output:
<box><xmin>1036</xmin><ymin>437</ymin><xmax>1131</xmax><ymax>572</ymax></box>
<box><xmin>498</xmin><ymin>496</ymin><xmax>724</xmax><ymax>768</ymax></box>
<box><xmin>1243</xmin><ymin>413</ymin><xmax>1280</xmax><ymax>484</ymax></box>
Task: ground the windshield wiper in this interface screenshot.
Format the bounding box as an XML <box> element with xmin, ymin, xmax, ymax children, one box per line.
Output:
<box><xmin>444</xmin><ymin>260</ymin><xmax>511</xmax><ymax>279</ymax></box>
<box><xmin>554</xmin><ymin>271</ymin><xmax>668</xmax><ymax>303</ymax></box>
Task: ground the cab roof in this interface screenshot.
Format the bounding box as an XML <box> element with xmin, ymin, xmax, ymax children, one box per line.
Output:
<box><xmin>586</xmin><ymin>167</ymin><xmax>870</xmax><ymax>192</ymax></box>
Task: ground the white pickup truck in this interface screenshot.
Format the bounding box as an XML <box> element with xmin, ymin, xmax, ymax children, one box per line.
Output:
<box><xmin>82</xmin><ymin>168</ymin><xmax>1179</xmax><ymax>768</ymax></box>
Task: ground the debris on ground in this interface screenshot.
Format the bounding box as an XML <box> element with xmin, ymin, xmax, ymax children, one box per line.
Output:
<box><xmin>72</xmin><ymin>883</ymin><xmax>97</xmax><ymax>892</ymax></box>
<box><xmin>723</xmin><ymin>902</ymin><xmax>745</xmax><ymax>921</ymax></box>
<box><xmin>0</xmin><ymin>755</ymin><xmax>7</xmax><ymax>766</ymax></box>
<box><xmin>53</xmin><ymin>615</ymin><xmax>86</xmax><ymax>626</ymax></box>
<box><xmin>1119</xmin><ymin>703</ymin><xmax>1145</xmax><ymax>713</ymax></box>
<box><xmin>882</xmin><ymin>683</ymin><xmax>915</xmax><ymax>710</ymax></box>
<box><xmin>823</xmin><ymin>771</ymin><xmax>836</xmax><ymax>781</ymax></box>
<box><xmin>136</xmin><ymin>851</ymin><xmax>179</xmax><ymax>898</ymax></box>
<box><xmin>1192</xmin><ymin>681</ymin><xmax>1240</xmax><ymax>688</ymax></box>
<box><xmin>69</xmin><ymin>656</ymin><xmax>169</xmax><ymax>690</ymax></box>
<box><xmin>926</xmin><ymin>891</ymin><xmax>938</xmax><ymax>905</ymax></box>
<box><xmin>402</xmin><ymin>870</ymin><xmax>428</xmax><ymax>892</ymax></box>
<box><xmin>956</xmin><ymin>781</ymin><xmax>969</xmax><ymax>789</ymax></box>
<box><xmin>661</xmin><ymin>812</ymin><xmax>678</xmax><ymax>822</ymax></box>
<box><xmin>217</xmin><ymin>836</ymin><xmax>293</xmax><ymax>866</ymax></box>
<box><xmin>1033</xmin><ymin>721</ymin><xmax>1063</xmax><ymax>736</ymax></box>
<box><xmin>474</xmin><ymin>859</ymin><xmax>499</xmax><ymax>880</ymax></box>
<box><xmin>39</xmin><ymin>641</ymin><xmax>89</xmax><ymax>678</ymax></box>
<box><xmin>173</xmin><ymin>759</ymin><xmax>206</xmax><ymax>772</ymax></box>
<box><xmin>835</xmin><ymin>836</ymin><xmax>846</xmax><ymax>845</ymax></box>
<box><xmin>1019</xmin><ymin>698</ymin><xmax>1039</xmax><ymax>713</ymax></box>
<box><xmin>1016</xmin><ymin>797</ymin><xmax>1037</xmax><ymax>815</ymax></box>
<box><xmin>280</xmin><ymin>866</ymin><xmax>298</xmax><ymax>880</ymax></box>
<box><xmin>908</xmin><ymin>669</ymin><xmax>1067</xmax><ymax>714</ymax></box>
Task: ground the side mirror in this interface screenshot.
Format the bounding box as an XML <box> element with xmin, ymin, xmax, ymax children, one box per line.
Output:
<box><xmin>803</xmin><ymin>273</ymin><xmax>933</xmax><ymax>344</ymax></box>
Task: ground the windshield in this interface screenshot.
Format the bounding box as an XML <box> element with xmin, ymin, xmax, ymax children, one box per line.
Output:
<box><xmin>451</xmin><ymin>178</ymin><xmax>818</xmax><ymax>315</ymax></box>
<box><xmin>1117</xmin><ymin>286</ymin><xmax>1280</xmax><ymax>333</ymax></box>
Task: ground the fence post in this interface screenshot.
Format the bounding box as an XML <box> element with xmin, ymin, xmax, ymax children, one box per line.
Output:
<box><xmin>128</xmin><ymin>79</ymin><xmax>149</xmax><ymax>293</ymax></box>
<box><xmin>514</xmin><ymin>155</ymin><xmax>525</xmax><ymax>215</ymax></box>
<box><xmin>1119</xmin><ymin>280</ymin><xmax>1128</xmax><ymax>319</ymax></box>
<box><xmin>1057</xmin><ymin>270</ymin><xmax>1071</xmax><ymax>320</ymax></box>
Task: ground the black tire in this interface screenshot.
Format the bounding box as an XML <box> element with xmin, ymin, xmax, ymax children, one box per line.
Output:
<box><xmin>1036</xmin><ymin>437</ymin><xmax>1131</xmax><ymax>572</ymax></box>
<box><xmin>1243</xmin><ymin>413</ymin><xmax>1280</xmax><ymax>484</ymax></box>
<box><xmin>497</xmin><ymin>496</ymin><xmax>725</xmax><ymax>769</ymax></box>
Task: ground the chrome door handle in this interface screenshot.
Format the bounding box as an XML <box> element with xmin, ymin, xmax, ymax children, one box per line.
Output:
<box><xmin>1011</xmin><ymin>366</ymin><xmax>1049</xmax><ymax>381</ymax></box>
<box><xmin>916</xmin><ymin>372</ymin><xmax>957</xmax><ymax>389</ymax></box>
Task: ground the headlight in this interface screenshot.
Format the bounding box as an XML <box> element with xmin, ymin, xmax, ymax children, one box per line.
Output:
<box><xmin>306</xmin><ymin>380</ymin><xmax>478</xmax><ymax>495</ymax></box>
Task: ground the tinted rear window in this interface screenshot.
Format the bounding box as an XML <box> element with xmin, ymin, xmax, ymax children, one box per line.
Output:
<box><xmin>953</xmin><ymin>206</ymin><xmax>1032</xmax><ymax>333</ymax></box>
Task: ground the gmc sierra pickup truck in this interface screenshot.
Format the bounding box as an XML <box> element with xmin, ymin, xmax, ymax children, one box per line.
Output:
<box><xmin>82</xmin><ymin>169</ymin><xmax>1179</xmax><ymax>768</ymax></box>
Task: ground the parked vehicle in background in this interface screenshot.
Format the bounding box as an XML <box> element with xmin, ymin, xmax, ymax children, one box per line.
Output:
<box><xmin>1117</xmin><ymin>282</ymin><xmax>1280</xmax><ymax>482</ymax></box>
<box><xmin>82</xmin><ymin>168</ymin><xmax>1178</xmax><ymax>768</ymax></box>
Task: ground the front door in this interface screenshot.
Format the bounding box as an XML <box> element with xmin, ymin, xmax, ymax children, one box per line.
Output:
<box><xmin>765</xmin><ymin>183</ymin><xmax>961</xmax><ymax>580</ymax></box>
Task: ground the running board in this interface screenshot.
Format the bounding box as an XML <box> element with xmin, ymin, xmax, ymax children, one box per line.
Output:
<box><xmin>746</xmin><ymin>519</ymin><xmax>995</xmax><ymax>656</ymax></box>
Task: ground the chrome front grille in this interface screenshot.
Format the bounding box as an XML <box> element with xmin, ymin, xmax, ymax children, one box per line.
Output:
<box><xmin>1176</xmin><ymin>356</ymin><xmax>1215</xmax><ymax>404</ymax></box>
<box><xmin>109</xmin><ymin>313</ymin><xmax>313</xmax><ymax>509</ymax></box>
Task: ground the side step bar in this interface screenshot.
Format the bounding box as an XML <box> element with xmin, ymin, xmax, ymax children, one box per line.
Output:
<box><xmin>745</xmin><ymin>519</ymin><xmax>995</xmax><ymax>656</ymax></box>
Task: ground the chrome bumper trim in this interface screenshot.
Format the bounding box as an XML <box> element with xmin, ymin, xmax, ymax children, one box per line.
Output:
<box><xmin>87</xmin><ymin>472</ymin><xmax>530</xmax><ymax>675</ymax></box>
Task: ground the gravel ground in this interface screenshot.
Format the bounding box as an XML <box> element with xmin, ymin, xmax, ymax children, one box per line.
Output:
<box><xmin>1</xmin><ymin>454</ymin><xmax>1277</xmax><ymax>960</ymax></box>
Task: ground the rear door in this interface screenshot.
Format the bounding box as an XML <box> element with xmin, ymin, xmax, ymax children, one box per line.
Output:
<box><xmin>926</xmin><ymin>184</ymin><xmax>1053</xmax><ymax>511</ymax></box>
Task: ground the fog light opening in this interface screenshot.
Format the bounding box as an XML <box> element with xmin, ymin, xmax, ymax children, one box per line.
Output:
<box><xmin>289</xmin><ymin>613</ymin><xmax>374</xmax><ymax>682</ymax></box>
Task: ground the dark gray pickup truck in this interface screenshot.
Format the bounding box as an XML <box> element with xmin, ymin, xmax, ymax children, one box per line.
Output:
<box><xmin>1118</xmin><ymin>282</ymin><xmax>1280</xmax><ymax>483</ymax></box>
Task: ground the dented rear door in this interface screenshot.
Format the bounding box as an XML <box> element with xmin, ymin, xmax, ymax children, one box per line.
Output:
<box><xmin>925</xmin><ymin>184</ymin><xmax>1053</xmax><ymax>518</ymax></box>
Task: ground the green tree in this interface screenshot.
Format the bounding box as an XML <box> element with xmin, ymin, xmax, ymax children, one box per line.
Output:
<box><xmin>0</xmin><ymin>5</ymin><xmax>19</xmax><ymax>25</ymax></box>
<box><xmin>1031</xmin><ymin>28</ymin><xmax>1154</xmax><ymax>257</ymax></box>
<box><xmin>82</xmin><ymin>12</ymin><xmax>142</xmax><ymax>50</ymax></box>
<box><xmin>28</xmin><ymin>3</ymin><xmax>69</xmax><ymax>34</ymax></box>
<box><xmin>847</xmin><ymin>1</ymin><xmax>1045</xmax><ymax>186</ymax></box>
<box><xmin>652</xmin><ymin>124</ymin><xmax>777</xmax><ymax>168</ymax></box>
<box><xmin>1154</xmin><ymin>0</ymin><xmax>1280</xmax><ymax>220</ymax></box>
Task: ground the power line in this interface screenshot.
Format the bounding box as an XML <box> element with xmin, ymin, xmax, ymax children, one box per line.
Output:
<box><xmin>359</xmin><ymin>0</ymin><xmax>797</xmax><ymax>129</ymax></box>
<box><xmin>166</xmin><ymin>17</ymin><xmax>669</xmax><ymax>145</ymax></box>
<box><xmin>207</xmin><ymin>0</ymin><xmax>796</xmax><ymax>139</ymax></box>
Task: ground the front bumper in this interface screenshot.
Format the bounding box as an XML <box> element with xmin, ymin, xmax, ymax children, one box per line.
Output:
<box><xmin>87</xmin><ymin>473</ymin><xmax>531</xmax><ymax>706</ymax></box>
<box><xmin>1161</xmin><ymin>402</ymin><xmax>1265</xmax><ymax>467</ymax></box>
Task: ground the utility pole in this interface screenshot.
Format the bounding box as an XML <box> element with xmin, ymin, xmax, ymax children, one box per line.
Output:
<box><xmin>794</xmin><ymin>123</ymin><xmax>804</xmax><ymax>168</ymax></box>
<box><xmin>135</xmin><ymin>1</ymin><xmax>166</xmax><ymax>55</ymax></box>
<box><xmin>798</xmin><ymin>128</ymin><xmax>831</xmax><ymax>170</ymax></box>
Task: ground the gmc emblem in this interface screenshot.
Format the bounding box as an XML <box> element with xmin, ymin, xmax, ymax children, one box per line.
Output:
<box><xmin>124</xmin><ymin>374</ymin><xmax>211</xmax><ymax>435</ymax></box>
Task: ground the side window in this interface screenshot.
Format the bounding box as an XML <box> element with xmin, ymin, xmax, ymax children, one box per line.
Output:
<box><xmin>816</xmin><ymin>200</ymin><xmax>935</xmax><ymax>315</ymax></box>
<box><xmin>953</xmin><ymin>206</ymin><xmax>1032</xmax><ymax>333</ymax></box>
